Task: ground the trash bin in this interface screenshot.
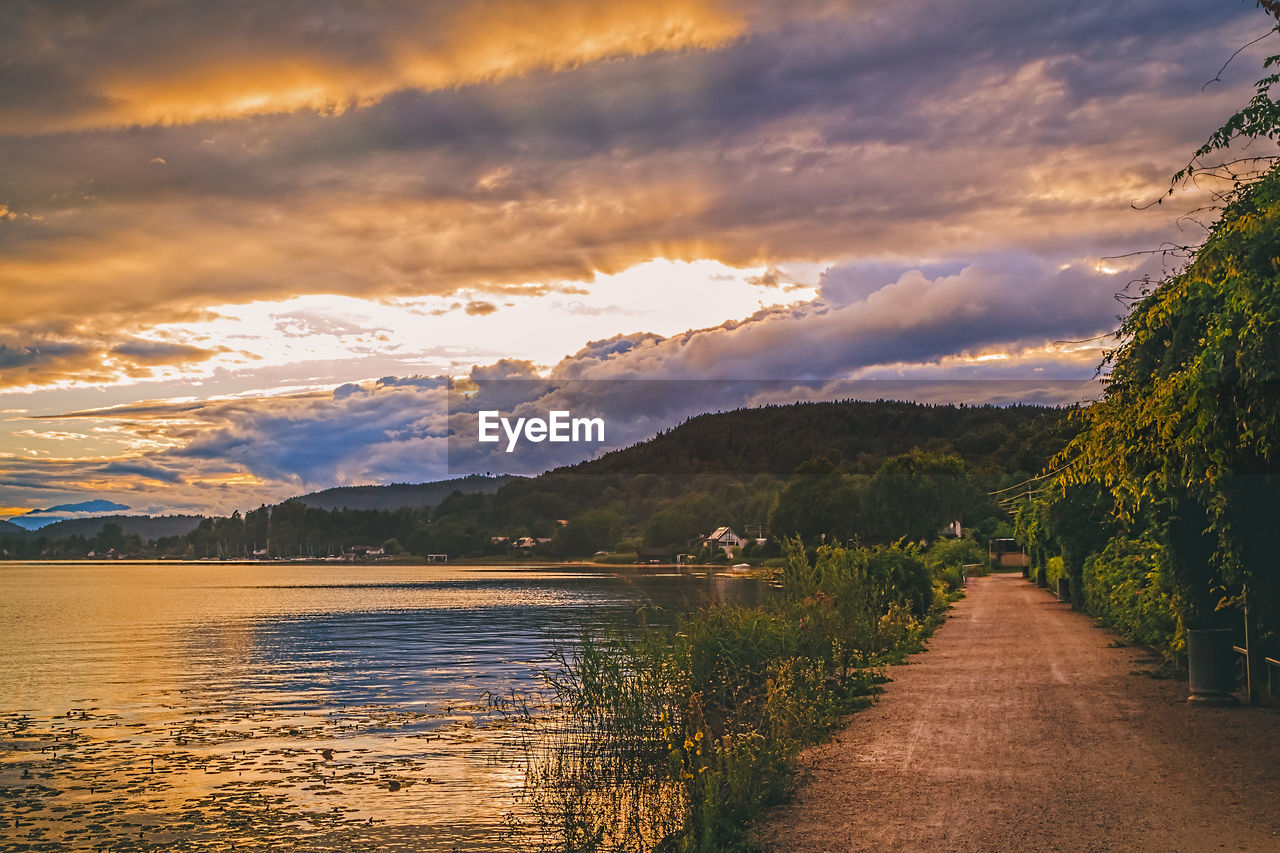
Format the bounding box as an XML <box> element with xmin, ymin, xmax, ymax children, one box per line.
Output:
<box><xmin>1057</xmin><ymin>577</ymin><xmax>1070</xmax><ymax>602</ymax></box>
<box><xmin>1187</xmin><ymin>627</ymin><xmax>1238</xmax><ymax>705</ymax></box>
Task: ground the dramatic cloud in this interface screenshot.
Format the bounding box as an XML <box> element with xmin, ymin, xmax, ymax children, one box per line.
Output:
<box><xmin>550</xmin><ymin>254</ymin><xmax>1141</xmax><ymax>382</ymax></box>
<box><xmin>0</xmin><ymin>0</ymin><xmax>1265</xmax><ymax>360</ymax></box>
<box><xmin>1</xmin><ymin>251</ymin><xmax>1117</xmax><ymax>510</ymax></box>
<box><xmin>0</xmin><ymin>0</ymin><xmax>743</xmax><ymax>133</ymax></box>
<box><xmin>0</xmin><ymin>334</ymin><xmax>225</xmax><ymax>389</ymax></box>
<box><xmin>1</xmin><ymin>0</ymin><xmax>1273</xmax><ymax>511</ymax></box>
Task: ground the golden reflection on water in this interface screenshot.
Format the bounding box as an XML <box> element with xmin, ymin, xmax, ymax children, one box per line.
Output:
<box><xmin>0</xmin><ymin>562</ymin><xmax>759</xmax><ymax>850</ymax></box>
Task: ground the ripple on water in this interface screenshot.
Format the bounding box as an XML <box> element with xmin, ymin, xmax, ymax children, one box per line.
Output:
<box><xmin>0</xmin><ymin>562</ymin><xmax>763</xmax><ymax>850</ymax></box>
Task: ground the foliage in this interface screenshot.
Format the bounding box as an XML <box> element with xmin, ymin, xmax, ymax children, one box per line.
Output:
<box><xmin>865</xmin><ymin>449</ymin><xmax>978</xmax><ymax>543</ymax></box>
<box><xmin>923</xmin><ymin>537</ymin><xmax>988</xmax><ymax>591</ymax></box>
<box><xmin>1059</xmin><ymin>165</ymin><xmax>1280</xmax><ymax>636</ymax></box>
<box><xmin>769</xmin><ymin>448</ymin><xmax>990</xmax><ymax>547</ymax></box>
<box><xmin>1082</xmin><ymin>536</ymin><xmax>1184</xmax><ymax>661</ymax></box>
<box><xmin>513</xmin><ymin>539</ymin><xmax>950</xmax><ymax>851</ymax></box>
<box><xmin>1035</xmin><ymin>23</ymin><xmax>1280</xmax><ymax>649</ymax></box>
<box><xmin>1172</xmin><ymin>3</ymin><xmax>1280</xmax><ymax>189</ymax></box>
<box><xmin>3</xmin><ymin>400</ymin><xmax>1068</xmax><ymax>563</ymax></box>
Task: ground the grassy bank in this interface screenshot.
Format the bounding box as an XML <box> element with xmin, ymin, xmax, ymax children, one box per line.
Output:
<box><xmin>508</xmin><ymin>537</ymin><xmax>980</xmax><ymax>851</ymax></box>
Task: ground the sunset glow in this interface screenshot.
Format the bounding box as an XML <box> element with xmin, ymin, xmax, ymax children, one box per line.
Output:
<box><xmin>0</xmin><ymin>0</ymin><xmax>1271</xmax><ymax>515</ymax></box>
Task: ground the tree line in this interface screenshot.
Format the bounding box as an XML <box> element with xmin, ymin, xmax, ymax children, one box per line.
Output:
<box><xmin>1</xmin><ymin>399</ymin><xmax>1072</xmax><ymax>563</ymax></box>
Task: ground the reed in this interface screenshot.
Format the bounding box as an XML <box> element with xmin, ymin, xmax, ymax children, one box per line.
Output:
<box><xmin>508</xmin><ymin>538</ymin><xmax>966</xmax><ymax>851</ymax></box>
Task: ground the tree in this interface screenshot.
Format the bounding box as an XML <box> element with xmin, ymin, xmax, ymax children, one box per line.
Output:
<box><xmin>769</xmin><ymin>456</ymin><xmax>861</xmax><ymax>544</ymax></box>
<box><xmin>552</xmin><ymin>509</ymin><xmax>622</xmax><ymax>558</ymax></box>
<box><xmin>95</xmin><ymin>522</ymin><xmax>124</xmax><ymax>554</ymax></box>
<box><xmin>1060</xmin><ymin>165</ymin><xmax>1280</xmax><ymax>637</ymax></box>
<box><xmin>865</xmin><ymin>450</ymin><xmax>978</xmax><ymax>544</ymax></box>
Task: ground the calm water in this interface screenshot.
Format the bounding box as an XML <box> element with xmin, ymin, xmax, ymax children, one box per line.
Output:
<box><xmin>0</xmin><ymin>562</ymin><xmax>763</xmax><ymax>851</ymax></box>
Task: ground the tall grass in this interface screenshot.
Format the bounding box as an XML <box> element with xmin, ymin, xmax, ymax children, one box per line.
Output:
<box><xmin>509</xmin><ymin>538</ymin><xmax>967</xmax><ymax>851</ymax></box>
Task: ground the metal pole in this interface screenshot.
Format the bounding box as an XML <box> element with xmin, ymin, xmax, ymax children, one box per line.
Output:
<box><xmin>1245</xmin><ymin>605</ymin><xmax>1260</xmax><ymax>706</ymax></box>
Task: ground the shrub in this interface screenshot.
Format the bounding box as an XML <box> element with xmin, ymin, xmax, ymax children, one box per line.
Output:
<box><xmin>514</xmin><ymin>538</ymin><xmax>946</xmax><ymax>851</ymax></box>
<box><xmin>1082</xmin><ymin>536</ymin><xmax>1184</xmax><ymax>660</ymax></box>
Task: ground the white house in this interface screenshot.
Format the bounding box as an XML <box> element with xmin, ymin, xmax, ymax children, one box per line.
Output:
<box><xmin>704</xmin><ymin>526</ymin><xmax>744</xmax><ymax>554</ymax></box>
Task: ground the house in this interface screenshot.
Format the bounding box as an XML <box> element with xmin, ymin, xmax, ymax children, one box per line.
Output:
<box><xmin>703</xmin><ymin>526</ymin><xmax>744</xmax><ymax>554</ymax></box>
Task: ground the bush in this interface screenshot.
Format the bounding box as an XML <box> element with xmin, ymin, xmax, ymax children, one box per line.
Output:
<box><xmin>1082</xmin><ymin>536</ymin><xmax>1184</xmax><ymax>660</ymax></box>
<box><xmin>514</xmin><ymin>538</ymin><xmax>946</xmax><ymax>851</ymax></box>
<box><xmin>924</xmin><ymin>538</ymin><xmax>987</xmax><ymax>591</ymax></box>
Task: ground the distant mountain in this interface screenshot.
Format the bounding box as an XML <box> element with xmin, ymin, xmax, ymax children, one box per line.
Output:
<box><xmin>31</xmin><ymin>514</ymin><xmax>203</xmax><ymax>541</ymax></box>
<box><xmin>26</xmin><ymin>499</ymin><xmax>131</xmax><ymax>516</ymax></box>
<box><xmin>9</xmin><ymin>500</ymin><xmax>133</xmax><ymax>530</ymax></box>
<box><xmin>294</xmin><ymin>475</ymin><xmax>520</xmax><ymax>511</ymax></box>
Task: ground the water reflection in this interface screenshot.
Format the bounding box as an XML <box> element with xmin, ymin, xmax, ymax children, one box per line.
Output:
<box><xmin>0</xmin><ymin>562</ymin><xmax>763</xmax><ymax>851</ymax></box>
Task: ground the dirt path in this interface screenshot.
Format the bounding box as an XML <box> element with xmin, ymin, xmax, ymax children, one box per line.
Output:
<box><xmin>760</xmin><ymin>573</ymin><xmax>1280</xmax><ymax>852</ymax></box>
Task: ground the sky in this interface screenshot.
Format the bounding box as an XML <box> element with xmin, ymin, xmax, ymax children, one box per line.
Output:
<box><xmin>0</xmin><ymin>0</ymin><xmax>1276</xmax><ymax>517</ymax></box>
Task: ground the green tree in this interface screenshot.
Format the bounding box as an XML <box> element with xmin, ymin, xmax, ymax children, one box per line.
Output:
<box><xmin>95</xmin><ymin>522</ymin><xmax>124</xmax><ymax>554</ymax></box>
<box><xmin>865</xmin><ymin>449</ymin><xmax>977</xmax><ymax>544</ymax></box>
<box><xmin>1061</xmin><ymin>165</ymin><xmax>1280</xmax><ymax>636</ymax></box>
<box><xmin>553</xmin><ymin>509</ymin><xmax>623</xmax><ymax>558</ymax></box>
<box><xmin>769</xmin><ymin>457</ymin><xmax>861</xmax><ymax>544</ymax></box>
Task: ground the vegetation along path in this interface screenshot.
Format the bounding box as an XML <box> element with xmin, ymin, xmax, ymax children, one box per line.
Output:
<box><xmin>761</xmin><ymin>573</ymin><xmax>1280</xmax><ymax>852</ymax></box>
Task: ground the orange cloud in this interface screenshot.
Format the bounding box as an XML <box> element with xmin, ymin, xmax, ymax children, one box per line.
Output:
<box><xmin>0</xmin><ymin>179</ymin><xmax>718</xmax><ymax>333</ymax></box>
<box><xmin>0</xmin><ymin>335</ymin><xmax>226</xmax><ymax>391</ymax></box>
<box><xmin>6</xmin><ymin>0</ymin><xmax>743</xmax><ymax>133</ymax></box>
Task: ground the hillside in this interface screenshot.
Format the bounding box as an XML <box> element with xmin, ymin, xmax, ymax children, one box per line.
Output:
<box><xmin>2</xmin><ymin>400</ymin><xmax>1074</xmax><ymax>560</ymax></box>
<box><xmin>423</xmin><ymin>399</ymin><xmax>1076</xmax><ymax>557</ymax></box>
<box><xmin>557</xmin><ymin>400</ymin><xmax>1069</xmax><ymax>480</ymax></box>
<box><xmin>31</xmin><ymin>515</ymin><xmax>204</xmax><ymax>541</ymax></box>
<box><xmin>294</xmin><ymin>474</ymin><xmax>519</xmax><ymax>511</ymax></box>
<box><xmin>0</xmin><ymin>519</ymin><xmax>25</xmax><ymax>536</ymax></box>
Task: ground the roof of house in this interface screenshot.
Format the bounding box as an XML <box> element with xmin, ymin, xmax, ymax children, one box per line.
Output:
<box><xmin>707</xmin><ymin>526</ymin><xmax>737</xmax><ymax>540</ymax></box>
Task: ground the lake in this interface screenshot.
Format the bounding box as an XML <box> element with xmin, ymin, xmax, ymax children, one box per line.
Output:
<box><xmin>0</xmin><ymin>561</ymin><xmax>764</xmax><ymax>851</ymax></box>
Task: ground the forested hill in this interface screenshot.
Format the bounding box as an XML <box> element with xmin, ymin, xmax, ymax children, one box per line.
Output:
<box><xmin>435</xmin><ymin>399</ymin><xmax>1076</xmax><ymax>559</ymax></box>
<box><xmin>30</xmin><ymin>514</ymin><xmax>203</xmax><ymax>541</ymax></box>
<box><xmin>2</xmin><ymin>399</ymin><xmax>1074</xmax><ymax>560</ymax></box>
<box><xmin>563</xmin><ymin>400</ymin><xmax>1067</xmax><ymax>479</ymax></box>
<box><xmin>295</xmin><ymin>475</ymin><xmax>518</xmax><ymax>511</ymax></box>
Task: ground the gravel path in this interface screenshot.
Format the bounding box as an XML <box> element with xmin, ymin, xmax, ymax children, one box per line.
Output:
<box><xmin>760</xmin><ymin>572</ymin><xmax>1280</xmax><ymax>852</ymax></box>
